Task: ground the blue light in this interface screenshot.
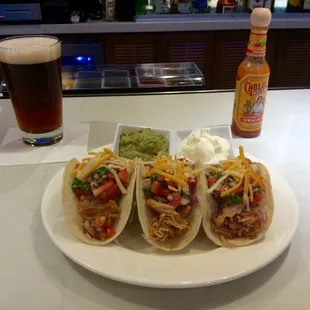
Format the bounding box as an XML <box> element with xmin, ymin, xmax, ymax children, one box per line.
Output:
<box><xmin>73</xmin><ymin>56</ymin><xmax>93</xmax><ymax>65</ymax></box>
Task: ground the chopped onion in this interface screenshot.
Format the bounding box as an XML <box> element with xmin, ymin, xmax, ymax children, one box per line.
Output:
<box><xmin>90</xmin><ymin>181</ymin><xmax>98</xmax><ymax>188</ymax></box>
<box><xmin>207</xmin><ymin>174</ymin><xmax>229</xmax><ymax>193</ymax></box>
<box><xmin>180</xmin><ymin>197</ymin><xmax>190</xmax><ymax>205</ymax></box>
<box><xmin>229</xmin><ymin>181</ymin><xmax>237</xmax><ymax>187</ymax></box>
<box><xmin>243</xmin><ymin>194</ymin><xmax>250</xmax><ymax>211</ymax></box>
<box><xmin>143</xmin><ymin>179</ymin><xmax>151</xmax><ymax>188</ymax></box>
<box><xmin>252</xmin><ymin>181</ymin><xmax>258</xmax><ymax>188</ymax></box>
<box><xmin>84</xmin><ymin>220</ymin><xmax>95</xmax><ymax>236</ymax></box>
<box><xmin>167</xmin><ymin>194</ymin><xmax>173</xmax><ymax>202</ymax></box>
<box><xmin>184</xmin><ymin>172</ymin><xmax>194</xmax><ymax>179</ymax></box>
<box><xmin>182</xmin><ymin>185</ymin><xmax>190</xmax><ymax>196</ymax></box>
<box><xmin>95</xmin><ymin>227</ymin><xmax>104</xmax><ymax>233</ymax></box>
<box><xmin>204</xmin><ymin>169</ymin><xmax>211</xmax><ymax>176</ymax></box>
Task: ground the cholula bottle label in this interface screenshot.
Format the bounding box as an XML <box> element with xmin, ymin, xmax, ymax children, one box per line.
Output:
<box><xmin>233</xmin><ymin>73</ymin><xmax>270</xmax><ymax>132</ymax></box>
<box><xmin>247</xmin><ymin>32</ymin><xmax>267</xmax><ymax>57</ymax></box>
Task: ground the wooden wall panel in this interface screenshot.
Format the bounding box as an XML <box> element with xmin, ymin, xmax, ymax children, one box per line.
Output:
<box><xmin>211</xmin><ymin>31</ymin><xmax>248</xmax><ymax>90</ymax></box>
<box><xmin>104</xmin><ymin>34</ymin><xmax>159</xmax><ymax>64</ymax></box>
<box><xmin>274</xmin><ymin>30</ymin><xmax>310</xmax><ymax>88</ymax></box>
<box><xmin>160</xmin><ymin>33</ymin><xmax>214</xmax><ymax>89</ymax></box>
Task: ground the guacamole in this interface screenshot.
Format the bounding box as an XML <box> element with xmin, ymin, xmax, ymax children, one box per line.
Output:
<box><xmin>119</xmin><ymin>128</ymin><xmax>169</xmax><ymax>161</ymax></box>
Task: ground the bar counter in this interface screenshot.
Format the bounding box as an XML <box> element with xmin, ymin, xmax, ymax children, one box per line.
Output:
<box><xmin>0</xmin><ymin>89</ymin><xmax>308</xmax><ymax>310</ymax></box>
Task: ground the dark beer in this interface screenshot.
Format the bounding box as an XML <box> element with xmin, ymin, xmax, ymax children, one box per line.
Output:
<box><xmin>0</xmin><ymin>36</ymin><xmax>63</xmax><ymax>145</ymax></box>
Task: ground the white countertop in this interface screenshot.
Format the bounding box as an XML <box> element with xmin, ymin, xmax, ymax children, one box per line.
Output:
<box><xmin>0</xmin><ymin>14</ymin><xmax>310</xmax><ymax>35</ymax></box>
<box><xmin>0</xmin><ymin>89</ymin><xmax>309</xmax><ymax>309</ymax></box>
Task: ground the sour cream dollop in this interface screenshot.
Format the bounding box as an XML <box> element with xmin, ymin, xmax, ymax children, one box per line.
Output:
<box><xmin>179</xmin><ymin>129</ymin><xmax>230</xmax><ymax>164</ymax></box>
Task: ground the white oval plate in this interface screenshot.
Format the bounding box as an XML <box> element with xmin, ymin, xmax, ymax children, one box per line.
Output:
<box><xmin>41</xmin><ymin>152</ymin><xmax>298</xmax><ymax>289</ymax></box>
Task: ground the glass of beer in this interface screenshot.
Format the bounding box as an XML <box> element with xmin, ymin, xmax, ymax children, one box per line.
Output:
<box><xmin>0</xmin><ymin>35</ymin><xmax>63</xmax><ymax>146</ymax></box>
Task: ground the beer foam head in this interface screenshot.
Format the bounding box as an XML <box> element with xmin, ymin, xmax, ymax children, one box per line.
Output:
<box><xmin>0</xmin><ymin>36</ymin><xmax>61</xmax><ymax>65</ymax></box>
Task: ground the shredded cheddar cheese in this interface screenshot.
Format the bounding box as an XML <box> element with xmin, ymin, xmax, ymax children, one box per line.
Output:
<box><xmin>244</xmin><ymin>171</ymin><xmax>250</xmax><ymax>195</ymax></box>
<box><xmin>71</xmin><ymin>161</ymin><xmax>87</xmax><ymax>177</ymax></box>
<box><xmin>207</xmin><ymin>146</ymin><xmax>265</xmax><ymax>205</ymax></box>
<box><xmin>221</xmin><ymin>177</ymin><xmax>243</xmax><ymax>197</ymax></box>
<box><xmin>146</xmin><ymin>155</ymin><xmax>198</xmax><ymax>188</ymax></box>
<box><xmin>78</xmin><ymin>161</ymin><xmax>86</xmax><ymax>170</ymax></box>
<box><xmin>82</xmin><ymin>156</ymin><xmax>93</xmax><ymax>161</ymax></box>
<box><xmin>249</xmin><ymin>183</ymin><xmax>254</xmax><ymax>202</ymax></box>
<box><xmin>239</xmin><ymin>145</ymin><xmax>264</xmax><ymax>189</ymax></box>
<box><xmin>191</xmin><ymin>167</ymin><xmax>205</xmax><ymax>175</ymax></box>
<box><xmin>152</xmin><ymin>168</ymin><xmax>187</xmax><ymax>187</ymax></box>
<box><xmin>75</xmin><ymin>150</ymin><xmax>113</xmax><ymax>180</ymax></box>
<box><xmin>103</xmin><ymin>148</ymin><xmax>118</xmax><ymax>158</ymax></box>
<box><xmin>208</xmin><ymin>166</ymin><xmax>218</xmax><ymax>172</ymax></box>
<box><xmin>71</xmin><ymin>169</ymin><xmax>78</xmax><ymax>177</ymax></box>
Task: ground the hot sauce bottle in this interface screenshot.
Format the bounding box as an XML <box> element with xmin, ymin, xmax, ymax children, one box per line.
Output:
<box><xmin>231</xmin><ymin>8</ymin><xmax>272</xmax><ymax>138</ymax></box>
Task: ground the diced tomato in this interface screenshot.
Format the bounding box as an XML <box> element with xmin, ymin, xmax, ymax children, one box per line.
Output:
<box><xmin>75</xmin><ymin>188</ymin><xmax>84</xmax><ymax>199</ymax></box>
<box><xmin>151</xmin><ymin>181</ymin><xmax>161</xmax><ymax>194</ymax></box>
<box><xmin>151</xmin><ymin>181</ymin><xmax>169</xmax><ymax>198</ymax></box>
<box><xmin>254</xmin><ymin>191</ymin><xmax>264</xmax><ymax>202</ymax></box>
<box><xmin>118</xmin><ymin>169</ymin><xmax>128</xmax><ymax>185</ymax></box>
<box><xmin>166</xmin><ymin>179</ymin><xmax>175</xmax><ymax>187</ymax></box>
<box><xmin>171</xmin><ymin>191</ymin><xmax>182</xmax><ymax>207</ymax></box>
<box><xmin>180</xmin><ymin>205</ymin><xmax>191</xmax><ymax>218</ymax></box>
<box><xmin>107</xmin><ymin>172</ymin><xmax>115</xmax><ymax>180</ymax></box>
<box><xmin>93</xmin><ymin>180</ymin><xmax>114</xmax><ymax>197</ymax></box>
<box><xmin>179</xmin><ymin>158</ymin><xmax>184</xmax><ymax>161</ymax></box>
<box><xmin>100</xmin><ymin>182</ymin><xmax>121</xmax><ymax>204</ymax></box>
<box><xmin>251</xmin><ymin>199</ymin><xmax>259</xmax><ymax>208</ymax></box>
<box><xmin>106</xmin><ymin>228</ymin><xmax>116</xmax><ymax>238</ymax></box>
<box><xmin>94</xmin><ymin>217</ymin><xmax>101</xmax><ymax>228</ymax></box>
<box><xmin>102</xmin><ymin>221</ymin><xmax>112</xmax><ymax>229</ymax></box>
<box><xmin>207</xmin><ymin>176</ymin><xmax>217</xmax><ymax>187</ymax></box>
<box><xmin>232</xmin><ymin>185</ymin><xmax>244</xmax><ymax>194</ymax></box>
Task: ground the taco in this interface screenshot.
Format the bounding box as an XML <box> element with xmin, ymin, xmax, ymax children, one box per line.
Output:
<box><xmin>136</xmin><ymin>154</ymin><xmax>204</xmax><ymax>251</ymax></box>
<box><xmin>203</xmin><ymin>146</ymin><xmax>274</xmax><ymax>247</ymax></box>
<box><xmin>62</xmin><ymin>149</ymin><xmax>136</xmax><ymax>245</ymax></box>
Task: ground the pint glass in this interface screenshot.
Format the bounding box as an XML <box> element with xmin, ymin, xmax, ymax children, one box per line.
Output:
<box><xmin>0</xmin><ymin>35</ymin><xmax>63</xmax><ymax>146</ymax></box>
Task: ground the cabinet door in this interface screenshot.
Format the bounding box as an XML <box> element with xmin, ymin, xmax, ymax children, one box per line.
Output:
<box><xmin>104</xmin><ymin>34</ymin><xmax>158</xmax><ymax>64</ymax></box>
<box><xmin>160</xmin><ymin>33</ymin><xmax>214</xmax><ymax>89</ymax></box>
<box><xmin>211</xmin><ymin>31</ymin><xmax>248</xmax><ymax>90</ymax></box>
<box><xmin>275</xmin><ymin>30</ymin><xmax>310</xmax><ymax>87</ymax></box>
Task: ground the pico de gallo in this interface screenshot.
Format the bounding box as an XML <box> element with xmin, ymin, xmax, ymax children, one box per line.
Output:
<box><xmin>71</xmin><ymin>149</ymin><xmax>132</xmax><ymax>241</ymax></box>
<box><xmin>205</xmin><ymin>146</ymin><xmax>267</xmax><ymax>239</ymax></box>
<box><xmin>142</xmin><ymin>154</ymin><xmax>200</xmax><ymax>242</ymax></box>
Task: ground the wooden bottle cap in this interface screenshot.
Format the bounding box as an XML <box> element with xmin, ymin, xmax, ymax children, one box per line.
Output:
<box><xmin>250</xmin><ymin>8</ymin><xmax>272</xmax><ymax>28</ymax></box>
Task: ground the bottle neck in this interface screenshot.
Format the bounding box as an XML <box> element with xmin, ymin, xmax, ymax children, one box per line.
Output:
<box><xmin>246</xmin><ymin>26</ymin><xmax>268</xmax><ymax>58</ymax></box>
